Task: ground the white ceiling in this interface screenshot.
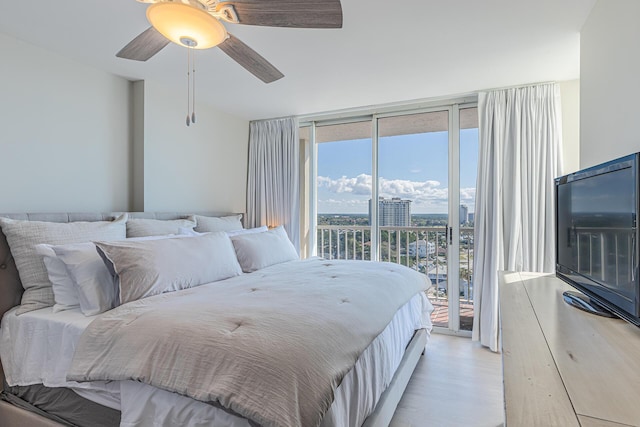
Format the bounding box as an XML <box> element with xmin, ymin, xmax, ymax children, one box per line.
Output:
<box><xmin>0</xmin><ymin>0</ymin><xmax>596</xmax><ymax>121</ymax></box>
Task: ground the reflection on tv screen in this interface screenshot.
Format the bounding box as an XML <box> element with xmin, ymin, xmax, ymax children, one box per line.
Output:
<box><xmin>557</xmin><ymin>167</ymin><xmax>636</xmax><ymax>299</ymax></box>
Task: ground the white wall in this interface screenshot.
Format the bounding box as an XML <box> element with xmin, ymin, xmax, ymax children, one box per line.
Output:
<box><xmin>0</xmin><ymin>33</ymin><xmax>250</xmax><ymax>214</ymax></box>
<box><xmin>580</xmin><ymin>0</ymin><xmax>640</xmax><ymax>168</ymax></box>
<box><xmin>141</xmin><ymin>80</ymin><xmax>248</xmax><ymax>213</ymax></box>
<box><xmin>0</xmin><ymin>33</ymin><xmax>132</xmax><ymax>212</ymax></box>
<box><xmin>559</xmin><ymin>80</ymin><xmax>580</xmax><ymax>174</ymax></box>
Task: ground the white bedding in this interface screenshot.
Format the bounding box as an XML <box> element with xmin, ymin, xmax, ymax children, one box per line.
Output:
<box><xmin>0</xmin><ymin>306</ymin><xmax>121</xmax><ymax>410</ymax></box>
<box><xmin>1</xmin><ymin>292</ymin><xmax>431</xmax><ymax>426</ymax></box>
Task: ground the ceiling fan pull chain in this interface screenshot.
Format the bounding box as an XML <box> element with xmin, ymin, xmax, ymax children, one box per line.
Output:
<box><xmin>192</xmin><ymin>49</ymin><xmax>196</xmax><ymax>124</ymax></box>
<box><xmin>186</xmin><ymin>46</ymin><xmax>191</xmax><ymax>126</ymax></box>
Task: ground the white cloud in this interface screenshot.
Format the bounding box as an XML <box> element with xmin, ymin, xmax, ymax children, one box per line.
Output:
<box><xmin>318</xmin><ymin>174</ymin><xmax>475</xmax><ymax>202</ymax></box>
<box><xmin>317</xmin><ymin>174</ymin><xmax>476</xmax><ymax>213</ymax></box>
<box><xmin>460</xmin><ymin>187</ymin><xmax>476</xmax><ymax>204</ymax></box>
<box><xmin>317</xmin><ymin>174</ymin><xmax>372</xmax><ymax>195</ymax></box>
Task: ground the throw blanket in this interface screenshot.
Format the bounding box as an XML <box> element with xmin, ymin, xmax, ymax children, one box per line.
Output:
<box><xmin>67</xmin><ymin>258</ymin><xmax>430</xmax><ymax>427</ymax></box>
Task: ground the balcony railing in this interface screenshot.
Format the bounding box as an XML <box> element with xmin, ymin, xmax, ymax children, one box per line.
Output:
<box><xmin>316</xmin><ymin>225</ymin><xmax>475</xmax><ymax>307</ymax></box>
<box><xmin>572</xmin><ymin>226</ymin><xmax>635</xmax><ymax>284</ymax></box>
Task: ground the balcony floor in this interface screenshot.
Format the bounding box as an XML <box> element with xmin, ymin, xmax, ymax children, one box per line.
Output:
<box><xmin>430</xmin><ymin>299</ymin><xmax>474</xmax><ymax>331</ymax></box>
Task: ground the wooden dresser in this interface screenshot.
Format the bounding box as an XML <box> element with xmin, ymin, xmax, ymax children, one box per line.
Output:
<box><xmin>499</xmin><ymin>271</ymin><xmax>640</xmax><ymax>427</ymax></box>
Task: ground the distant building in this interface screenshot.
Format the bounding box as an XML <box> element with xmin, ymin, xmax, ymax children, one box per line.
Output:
<box><xmin>369</xmin><ymin>197</ymin><xmax>411</xmax><ymax>226</ymax></box>
<box><xmin>459</xmin><ymin>204</ymin><xmax>469</xmax><ymax>224</ymax></box>
<box><xmin>408</xmin><ymin>240</ymin><xmax>436</xmax><ymax>258</ymax></box>
<box><xmin>468</xmin><ymin>212</ymin><xmax>474</xmax><ymax>223</ymax></box>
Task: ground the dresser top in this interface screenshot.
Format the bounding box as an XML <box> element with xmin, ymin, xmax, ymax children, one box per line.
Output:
<box><xmin>499</xmin><ymin>272</ymin><xmax>640</xmax><ymax>427</ymax></box>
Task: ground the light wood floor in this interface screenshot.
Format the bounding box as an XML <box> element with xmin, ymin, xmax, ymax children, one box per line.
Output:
<box><xmin>391</xmin><ymin>333</ymin><xmax>504</xmax><ymax>427</ymax></box>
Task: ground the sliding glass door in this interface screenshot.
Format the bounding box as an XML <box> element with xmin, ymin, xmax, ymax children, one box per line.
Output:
<box><xmin>314</xmin><ymin>121</ymin><xmax>373</xmax><ymax>261</ymax></box>
<box><xmin>303</xmin><ymin>101</ymin><xmax>477</xmax><ymax>334</ymax></box>
<box><xmin>377</xmin><ymin>110</ymin><xmax>452</xmax><ymax>329</ymax></box>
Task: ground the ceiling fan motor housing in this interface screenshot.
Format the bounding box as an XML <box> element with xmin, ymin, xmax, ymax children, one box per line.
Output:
<box><xmin>136</xmin><ymin>0</ymin><xmax>239</xmax><ymax>23</ymax></box>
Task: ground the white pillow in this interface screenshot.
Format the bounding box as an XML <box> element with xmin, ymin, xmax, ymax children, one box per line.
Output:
<box><xmin>51</xmin><ymin>241</ymin><xmax>118</xmax><ymax>316</ymax></box>
<box><xmin>230</xmin><ymin>226</ymin><xmax>298</xmax><ymax>273</ymax></box>
<box><xmin>194</xmin><ymin>214</ymin><xmax>243</xmax><ymax>233</ymax></box>
<box><xmin>34</xmin><ymin>244</ymin><xmax>80</xmax><ymax>313</ymax></box>
<box><xmin>226</xmin><ymin>226</ymin><xmax>268</xmax><ymax>237</ymax></box>
<box><xmin>178</xmin><ymin>226</ymin><xmax>268</xmax><ymax>238</ymax></box>
<box><xmin>0</xmin><ymin>214</ymin><xmax>127</xmax><ymax>315</ymax></box>
<box><xmin>178</xmin><ymin>227</ymin><xmax>203</xmax><ymax>237</ymax></box>
<box><xmin>95</xmin><ymin>232</ymin><xmax>242</xmax><ymax>305</ymax></box>
<box><xmin>126</xmin><ymin>216</ymin><xmax>196</xmax><ymax>237</ymax></box>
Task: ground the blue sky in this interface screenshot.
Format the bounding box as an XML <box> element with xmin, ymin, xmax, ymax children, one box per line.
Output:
<box><xmin>317</xmin><ymin>129</ymin><xmax>478</xmax><ymax>214</ymax></box>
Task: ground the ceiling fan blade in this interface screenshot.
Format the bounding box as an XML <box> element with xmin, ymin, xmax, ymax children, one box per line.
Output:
<box><xmin>219</xmin><ymin>0</ymin><xmax>342</xmax><ymax>28</ymax></box>
<box><xmin>116</xmin><ymin>27</ymin><xmax>170</xmax><ymax>61</ymax></box>
<box><xmin>218</xmin><ymin>34</ymin><xmax>284</xmax><ymax>83</ymax></box>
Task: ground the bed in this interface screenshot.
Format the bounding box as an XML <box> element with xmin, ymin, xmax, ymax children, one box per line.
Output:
<box><xmin>0</xmin><ymin>212</ymin><xmax>433</xmax><ymax>427</ymax></box>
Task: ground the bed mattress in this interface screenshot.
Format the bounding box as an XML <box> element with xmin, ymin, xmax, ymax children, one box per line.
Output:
<box><xmin>1</xmin><ymin>292</ymin><xmax>432</xmax><ymax>426</ymax></box>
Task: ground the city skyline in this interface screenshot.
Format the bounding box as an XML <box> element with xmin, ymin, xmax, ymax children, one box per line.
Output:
<box><xmin>317</xmin><ymin>129</ymin><xmax>478</xmax><ymax>214</ymax></box>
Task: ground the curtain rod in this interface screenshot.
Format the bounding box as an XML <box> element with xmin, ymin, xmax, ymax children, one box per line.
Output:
<box><xmin>249</xmin><ymin>116</ymin><xmax>297</xmax><ymax>124</ymax></box>
<box><xmin>477</xmin><ymin>80</ymin><xmax>557</xmax><ymax>93</ymax></box>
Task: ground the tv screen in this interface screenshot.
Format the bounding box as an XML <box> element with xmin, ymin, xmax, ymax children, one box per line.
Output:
<box><xmin>555</xmin><ymin>153</ymin><xmax>640</xmax><ymax>326</ymax></box>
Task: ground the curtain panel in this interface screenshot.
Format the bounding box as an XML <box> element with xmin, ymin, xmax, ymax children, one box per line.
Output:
<box><xmin>473</xmin><ymin>83</ymin><xmax>563</xmax><ymax>352</ymax></box>
<box><xmin>246</xmin><ymin>117</ymin><xmax>300</xmax><ymax>251</ymax></box>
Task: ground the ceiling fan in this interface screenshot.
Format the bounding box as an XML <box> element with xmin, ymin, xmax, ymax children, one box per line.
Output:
<box><xmin>117</xmin><ymin>0</ymin><xmax>343</xmax><ymax>83</ymax></box>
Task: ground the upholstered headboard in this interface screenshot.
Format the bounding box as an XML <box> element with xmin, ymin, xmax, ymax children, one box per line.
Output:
<box><xmin>0</xmin><ymin>212</ymin><xmax>242</xmax><ymax>322</ymax></box>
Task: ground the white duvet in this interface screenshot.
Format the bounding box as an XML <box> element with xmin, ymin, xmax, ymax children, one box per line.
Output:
<box><xmin>0</xmin><ymin>266</ymin><xmax>433</xmax><ymax>426</ymax></box>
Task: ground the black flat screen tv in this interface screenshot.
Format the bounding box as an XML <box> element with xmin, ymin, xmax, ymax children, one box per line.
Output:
<box><xmin>555</xmin><ymin>153</ymin><xmax>640</xmax><ymax>326</ymax></box>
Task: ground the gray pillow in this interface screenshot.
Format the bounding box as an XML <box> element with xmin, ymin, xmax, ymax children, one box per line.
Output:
<box><xmin>0</xmin><ymin>214</ymin><xmax>127</xmax><ymax>315</ymax></box>
<box><xmin>126</xmin><ymin>216</ymin><xmax>196</xmax><ymax>237</ymax></box>
<box><xmin>95</xmin><ymin>232</ymin><xmax>242</xmax><ymax>305</ymax></box>
<box><xmin>194</xmin><ymin>214</ymin><xmax>243</xmax><ymax>233</ymax></box>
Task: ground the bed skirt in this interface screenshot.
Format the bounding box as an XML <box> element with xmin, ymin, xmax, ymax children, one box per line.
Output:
<box><xmin>1</xmin><ymin>381</ymin><xmax>119</xmax><ymax>427</ymax></box>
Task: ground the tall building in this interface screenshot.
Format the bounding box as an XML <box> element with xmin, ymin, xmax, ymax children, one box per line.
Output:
<box><xmin>369</xmin><ymin>197</ymin><xmax>411</xmax><ymax>226</ymax></box>
<box><xmin>460</xmin><ymin>204</ymin><xmax>469</xmax><ymax>224</ymax></box>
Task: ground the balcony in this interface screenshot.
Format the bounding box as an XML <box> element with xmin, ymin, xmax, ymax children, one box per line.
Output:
<box><xmin>316</xmin><ymin>225</ymin><xmax>475</xmax><ymax>330</ymax></box>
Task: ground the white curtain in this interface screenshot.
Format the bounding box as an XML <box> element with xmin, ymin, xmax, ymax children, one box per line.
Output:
<box><xmin>246</xmin><ymin>117</ymin><xmax>300</xmax><ymax>251</ymax></box>
<box><xmin>473</xmin><ymin>83</ymin><xmax>563</xmax><ymax>352</ymax></box>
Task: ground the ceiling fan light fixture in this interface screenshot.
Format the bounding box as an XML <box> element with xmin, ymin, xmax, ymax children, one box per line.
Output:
<box><xmin>146</xmin><ymin>2</ymin><xmax>227</xmax><ymax>49</ymax></box>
